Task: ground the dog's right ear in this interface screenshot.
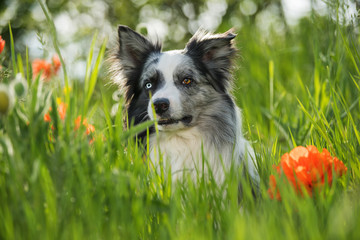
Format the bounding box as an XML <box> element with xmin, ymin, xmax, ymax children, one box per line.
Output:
<box><xmin>111</xmin><ymin>26</ymin><xmax>161</xmax><ymax>102</ymax></box>
<box><xmin>117</xmin><ymin>25</ymin><xmax>161</xmax><ymax>69</ymax></box>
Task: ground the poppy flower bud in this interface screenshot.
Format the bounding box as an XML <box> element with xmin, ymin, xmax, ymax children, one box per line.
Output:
<box><xmin>0</xmin><ymin>84</ymin><xmax>14</xmax><ymax>115</ymax></box>
<box><xmin>11</xmin><ymin>74</ymin><xmax>28</xmax><ymax>99</ymax></box>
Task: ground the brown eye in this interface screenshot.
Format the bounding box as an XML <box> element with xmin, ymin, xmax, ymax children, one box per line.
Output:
<box><xmin>182</xmin><ymin>78</ymin><xmax>192</xmax><ymax>85</ymax></box>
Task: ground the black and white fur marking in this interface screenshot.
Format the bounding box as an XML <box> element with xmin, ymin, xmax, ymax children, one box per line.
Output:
<box><xmin>110</xmin><ymin>25</ymin><xmax>259</xmax><ymax>184</ymax></box>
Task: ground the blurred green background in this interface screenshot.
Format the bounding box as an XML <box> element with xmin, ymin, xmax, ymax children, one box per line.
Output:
<box><xmin>1</xmin><ymin>0</ymin><xmax>357</xmax><ymax>79</ymax></box>
<box><xmin>1</xmin><ymin>0</ymin><xmax>359</xmax><ymax>148</ymax></box>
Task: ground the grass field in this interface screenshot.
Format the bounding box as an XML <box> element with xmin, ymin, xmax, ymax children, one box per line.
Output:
<box><xmin>1</xmin><ymin>1</ymin><xmax>360</xmax><ymax>239</ymax></box>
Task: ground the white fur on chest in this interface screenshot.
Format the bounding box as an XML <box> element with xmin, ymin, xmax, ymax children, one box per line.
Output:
<box><xmin>149</xmin><ymin>127</ymin><xmax>236</xmax><ymax>183</ymax></box>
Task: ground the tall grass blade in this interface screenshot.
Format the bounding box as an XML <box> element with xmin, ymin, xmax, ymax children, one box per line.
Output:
<box><xmin>8</xmin><ymin>23</ymin><xmax>17</xmax><ymax>76</ymax></box>
<box><xmin>16</xmin><ymin>53</ymin><xmax>24</xmax><ymax>78</ymax></box>
<box><xmin>339</xmin><ymin>28</ymin><xmax>360</xmax><ymax>76</ymax></box>
<box><xmin>101</xmin><ymin>88</ymin><xmax>114</xmax><ymax>140</ymax></box>
<box><xmin>83</xmin><ymin>38</ymin><xmax>107</xmax><ymax>114</ymax></box>
<box><xmin>37</xmin><ymin>0</ymin><xmax>69</xmax><ymax>101</ymax></box>
<box><xmin>84</xmin><ymin>33</ymin><xmax>98</xmax><ymax>91</ymax></box>
<box><xmin>26</xmin><ymin>47</ymin><xmax>31</xmax><ymax>85</ymax></box>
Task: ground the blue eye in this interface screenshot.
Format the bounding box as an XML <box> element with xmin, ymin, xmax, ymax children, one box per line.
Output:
<box><xmin>145</xmin><ymin>82</ymin><xmax>152</xmax><ymax>90</ymax></box>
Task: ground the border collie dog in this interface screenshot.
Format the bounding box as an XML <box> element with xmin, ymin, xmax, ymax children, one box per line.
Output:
<box><xmin>111</xmin><ymin>25</ymin><xmax>259</xmax><ymax>184</ymax></box>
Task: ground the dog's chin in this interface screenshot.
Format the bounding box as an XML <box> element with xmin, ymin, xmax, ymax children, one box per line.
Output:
<box><xmin>156</xmin><ymin>115</ymin><xmax>193</xmax><ymax>130</ymax></box>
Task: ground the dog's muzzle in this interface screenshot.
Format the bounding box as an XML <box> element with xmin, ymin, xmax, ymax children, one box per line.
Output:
<box><xmin>153</xmin><ymin>98</ymin><xmax>169</xmax><ymax>115</ymax></box>
<box><xmin>158</xmin><ymin>116</ymin><xmax>193</xmax><ymax>126</ymax></box>
<box><xmin>152</xmin><ymin>98</ymin><xmax>193</xmax><ymax>126</ymax></box>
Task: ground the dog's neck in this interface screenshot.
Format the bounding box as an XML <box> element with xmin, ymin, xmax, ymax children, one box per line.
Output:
<box><xmin>148</xmin><ymin>124</ymin><xmax>238</xmax><ymax>183</ymax></box>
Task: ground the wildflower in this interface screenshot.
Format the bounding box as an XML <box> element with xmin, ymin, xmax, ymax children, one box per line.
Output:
<box><xmin>0</xmin><ymin>84</ymin><xmax>14</xmax><ymax>115</ymax></box>
<box><xmin>74</xmin><ymin>115</ymin><xmax>96</xmax><ymax>144</ymax></box>
<box><xmin>74</xmin><ymin>115</ymin><xmax>82</xmax><ymax>131</ymax></box>
<box><xmin>268</xmin><ymin>145</ymin><xmax>347</xmax><ymax>200</ymax></box>
<box><xmin>44</xmin><ymin>112</ymin><xmax>52</xmax><ymax>122</ymax></box>
<box><xmin>43</xmin><ymin>99</ymin><xmax>67</xmax><ymax>123</ymax></box>
<box><xmin>52</xmin><ymin>54</ymin><xmax>61</xmax><ymax>73</ymax></box>
<box><xmin>0</xmin><ymin>36</ymin><xmax>5</xmax><ymax>54</ymax></box>
<box><xmin>32</xmin><ymin>59</ymin><xmax>52</xmax><ymax>81</ymax></box>
<box><xmin>11</xmin><ymin>74</ymin><xmax>28</xmax><ymax>98</ymax></box>
<box><xmin>74</xmin><ymin>115</ymin><xmax>95</xmax><ymax>134</ymax></box>
<box><xmin>268</xmin><ymin>175</ymin><xmax>281</xmax><ymax>200</ymax></box>
<box><xmin>32</xmin><ymin>54</ymin><xmax>61</xmax><ymax>81</ymax></box>
<box><xmin>57</xmin><ymin>102</ymin><xmax>67</xmax><ymax>120</ymax></box>
<box><xmin>63</xmin><ymin>86</ymin><xmax>72</xmax><ymax>95</ymax></box>
<box><xmin>86</xmin><ymin>123</ymin><xmax>95</xmax><ymax>135</ymax></box>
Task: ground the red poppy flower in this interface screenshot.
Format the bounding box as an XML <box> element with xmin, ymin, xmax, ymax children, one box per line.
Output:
<box><xmin>57</xmin><ymin>102</ymin><xmax>67</xmax><ymax>120</ymax></box>
<box><xmin>44</xmin><ymin>104</ymin><xmax>95</xmax><ymax>144</ymax></box>
<box><xmin>85</xmin><ymin>123</ymin><xmax>95</xmax><ymax>135</ymax></box>
<box><xmin>43</xmin><ymin>101</ymin><xmax>67</xmax><ymax>123</ymax></box>
<box><xmin>74</xmin><ymin>115</ymin><xmax>92</xmax><ymax>132</ymax></box>
<box><xmin>44</xmin><ymin>112</ymin><xmax>52</xmax><ymax>122</ymax></box>
<box><xmin>32</xmin><ymin>59</ymin><xmax>52</xmax><ymax>81</ymax></box>
<box><xmin>268</xmin><ymin>145</ymin><xmax>347</xmax><ymax>200</ymax></box>
<box><xmin>74</xmin><ymin>115</ymin><xmax>96</xmax><ymax>144</ymax></box>
<box><xmin>52</xmin><ymin>54</ymin><xmax>61</xmax><ymax>73</ymax></box>
<box><xmin>74</xmin><ymin>115</ymin><xmax>82</xmax><ymax>131</ymax></box>
<box><xmin>32</xmin><ymin>54</ymin><xmax>61</xmax><ymax>81</ymax></box>
<box><xmin>0</xmin><ymin>36</ymin><xmax>5</xmax><ymax>54</ymax></box>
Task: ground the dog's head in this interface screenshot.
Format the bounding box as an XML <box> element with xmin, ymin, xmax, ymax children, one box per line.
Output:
<box><xmin>111</xmin><ymin>25</ymin><xmax>237</xmax><ymax>132</ymax></box>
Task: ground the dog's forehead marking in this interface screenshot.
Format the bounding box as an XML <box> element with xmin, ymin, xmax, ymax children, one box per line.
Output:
<box><xmin>157</xmin><ymin>50</ymin><xmax>186</xmax><ymax>83</ymax></box>
<box><xmin>144</xmin><ymin>53</ymin><xmax>160</xmax><ymax>69</ymax></box>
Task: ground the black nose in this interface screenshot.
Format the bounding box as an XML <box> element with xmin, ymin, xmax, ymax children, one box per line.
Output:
<box><xmin>153</xmin><ymin>98</ymin><xmax>170</xmax><ymax>115</ymax></box>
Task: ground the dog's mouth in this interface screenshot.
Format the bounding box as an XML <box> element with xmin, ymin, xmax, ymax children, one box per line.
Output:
<box><xmin>158</xmin><ymin>115</ymin><xmax>193</xmax><ymax>126</ymax></box>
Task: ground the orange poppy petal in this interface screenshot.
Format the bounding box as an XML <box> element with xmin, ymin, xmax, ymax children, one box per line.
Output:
<box><xmin>270</xmin><ymin>145</ymin><xmax>347</xmax><ymax>199</ymax></box>
<box><xmin>0</xmin><ymin>36</ymin><xmax>5</xmax><ymax>54</ymax></box>
<box><xmin>32</xmin><ymin>59</ymin><xmax>52</xmax><ymax>81</ymax></box>
<box><xmin>268</xmin><ymin>174</ymin><xmax>281</xmax><ymax>200</ymax></box>
<box><xmin>44</xmin><ymin>113</ymin><xmax>51</xmax><ymax>122</ymax></box>
<box><xmin>86</xmin><ymin>124</ymin><xmax>95</xmax><ymax>135</ymax></box>
<box><xmin>289</xmin><ymin>146</ymin><xmax>308</xmax><ymax>162</ymax></box>
<box><xmin>57</xmin><ymin>102</ymin><xmax>67</xmax><ymax>120</ymax></box>
<box><xmin>74</xmin><ymin>115</ymin><xmax>82</xmax><ymax>131</ymax></box>
<box><xmin>52</xmin><ymin>54</ymin><xmax>61</xmax><ymax>73</ymax></box>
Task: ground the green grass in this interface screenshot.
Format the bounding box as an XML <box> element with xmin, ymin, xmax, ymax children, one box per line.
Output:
<box><xmin>1</xmin><ymin>2</ymin><xmax>360</xmax><ymax>240</ymax></box>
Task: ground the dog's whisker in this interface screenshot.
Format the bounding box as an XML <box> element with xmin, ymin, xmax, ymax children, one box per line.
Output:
<box><xmin>140</xmin><ymin>114</ymin><xmax>149</xmax><ymax>122</ymax></box>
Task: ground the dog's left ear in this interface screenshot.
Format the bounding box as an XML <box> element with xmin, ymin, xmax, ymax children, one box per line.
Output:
<box><xmin>184</xmin><ymin>29</ymin><xmax>236</xmax><ymax>92</ymax></box>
